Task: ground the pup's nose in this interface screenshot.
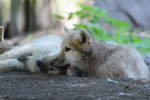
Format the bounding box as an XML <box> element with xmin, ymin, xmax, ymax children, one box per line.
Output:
<box><xmin>36</xmin><ymin>59</ymin><xmax>44</xmax><ymax>67</ymax></box>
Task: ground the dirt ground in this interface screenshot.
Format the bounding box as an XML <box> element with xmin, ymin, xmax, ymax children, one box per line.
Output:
<box><xmin>0</xmin><ymin>71</ymin><xmax>149</xmax><ymax>100</ymax></box>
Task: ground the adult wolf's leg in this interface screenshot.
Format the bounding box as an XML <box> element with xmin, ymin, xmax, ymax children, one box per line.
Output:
<box><xmin>0</xmin><ymin>47</ymin><xmax>32</xmax><ymax>60</ymax></box>
<box><xmin>0</xmin><ymin>59</ymin><xmax>25</xmax><ymax>73</ymax></box>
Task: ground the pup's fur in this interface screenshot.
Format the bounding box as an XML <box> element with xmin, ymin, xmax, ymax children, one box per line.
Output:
<box><xmin>38</xmin><ymin>29</ymin><xmax>149</xmax><ymax>79</ymax></box>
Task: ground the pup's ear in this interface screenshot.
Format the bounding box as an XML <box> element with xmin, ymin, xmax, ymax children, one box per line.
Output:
<box><xmin>79</xmin><ymin>29</ymin><xmax>90</xmax><ymax>44</ymax></box>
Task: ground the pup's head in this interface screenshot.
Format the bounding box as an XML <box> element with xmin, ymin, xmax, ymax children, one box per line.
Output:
<box><xmin>37</xmin><ymin>29</ymin><xmax>93</xmax><ymax>76</ymax></box>
<box><xmin>61</xmin><ymin>29</ymin><xmax>92</xmax><ymax>70</ymax></box>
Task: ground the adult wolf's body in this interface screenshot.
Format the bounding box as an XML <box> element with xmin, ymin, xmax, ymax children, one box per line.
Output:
<box><xmin>0</xmin><ymin>35</ymin><xmax>62</xmax><ymax>73</ymax></box>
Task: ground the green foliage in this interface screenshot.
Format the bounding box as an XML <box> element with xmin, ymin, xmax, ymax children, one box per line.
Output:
<box><xmin>68</xmin><ymin>4</ymin><xmax>132</xmax><ymax>42</ymax></box>
<box><xmin>53</xmin><ymin>14</ymin><xmax>65</xmax><ymax>19</ymax></box>
<box><xmin>55</xmin><ymin>4</ymin><xmax>150</xmax><ymax>55</ymax></box>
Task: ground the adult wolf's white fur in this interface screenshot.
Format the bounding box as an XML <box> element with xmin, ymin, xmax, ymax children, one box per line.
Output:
<box><xmin>0</xmin><ymin>35</ymin><xmax>62</xmax><ymax>73</ymax></box>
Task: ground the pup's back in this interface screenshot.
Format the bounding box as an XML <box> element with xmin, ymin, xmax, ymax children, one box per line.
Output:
<box><xmin>93</xmin><ymin>41</ymin><xmax>149</xmax><ymax>79</ymax></box>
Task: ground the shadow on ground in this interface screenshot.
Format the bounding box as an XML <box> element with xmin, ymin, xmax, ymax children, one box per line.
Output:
<box><xmin>0</xmin><ymin>71</ymin><xmax>150</xmax><ymax>100</ymax></box>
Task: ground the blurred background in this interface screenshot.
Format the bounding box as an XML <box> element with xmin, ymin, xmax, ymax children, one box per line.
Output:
<box><xmin>0</xmin><ymin>0</ymin><xmax>150</xmax><ymax>55</ymax></box>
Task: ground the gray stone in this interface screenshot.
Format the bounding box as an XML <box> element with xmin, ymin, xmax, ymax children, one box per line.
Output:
<box><xmin>95</xmin><ymin>0</ymin><xmax>150</xmax><ymax>29</ymax></box>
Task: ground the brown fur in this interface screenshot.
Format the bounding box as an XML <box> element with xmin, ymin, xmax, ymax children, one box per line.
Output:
<box><xmin>38</xmin><ymin>29</ymin><xmax>149</xmax><ymax>79</ymax></box>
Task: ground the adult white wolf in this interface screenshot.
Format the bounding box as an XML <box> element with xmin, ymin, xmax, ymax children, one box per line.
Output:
<box><xmin>0</xmin><ymin>35</ymin><xmax>62</xmax><ymax>73</ymax></box>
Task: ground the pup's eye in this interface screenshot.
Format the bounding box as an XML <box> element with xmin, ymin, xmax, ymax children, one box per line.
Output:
<box><xmin>65</xmin><ymin>47</ymin><xmax>71</xmax><ymax>52</ymax></box>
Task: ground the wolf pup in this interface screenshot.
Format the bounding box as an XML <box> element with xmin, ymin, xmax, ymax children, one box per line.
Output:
<box><xmin>37</xmin><ymin>29</ymin><xmax>149</xmax><ymax>79</ymax></box>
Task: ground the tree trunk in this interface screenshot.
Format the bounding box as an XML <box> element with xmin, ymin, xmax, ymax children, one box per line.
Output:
<box><xmin>9</xmin><ymin>0</ymin><xmax>21</xmax><ymax>37</ymax></box>
<box><xmin>0</xmin><ymin>7</ymin><xmax>2</xmax><ymax>25</ymax></box>
<box><xmin>24</xmin><ymin>0</ymin><xmax>37</xmax><ymax>32</ymax></box>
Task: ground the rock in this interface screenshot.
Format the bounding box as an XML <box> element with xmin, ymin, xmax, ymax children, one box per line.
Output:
<box><xmin>95</xmin><ymin>0</ymin><xmax>150</xmax><ymax>29</ymax></box>
<box><xmin>106</xmin><ymin>78</ymin><xmax>119</xmax><ymax>84</ymax></box>
<box><xmin>118</xmin><ymin>92</ymin><xmax>133</xmax><ymax>96</ymax></box>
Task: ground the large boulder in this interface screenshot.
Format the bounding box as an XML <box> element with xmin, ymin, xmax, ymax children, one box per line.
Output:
<box><xmin>95</xmin><ymin>0</ymin><xmax>150</xmax><ymax>29</ymax></box>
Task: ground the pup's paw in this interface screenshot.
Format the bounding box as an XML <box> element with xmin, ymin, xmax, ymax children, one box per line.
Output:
<box><xmin>67</xmin><ymin>67</ymin><xmax>87</xmax><ymax>77</ymax></box>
